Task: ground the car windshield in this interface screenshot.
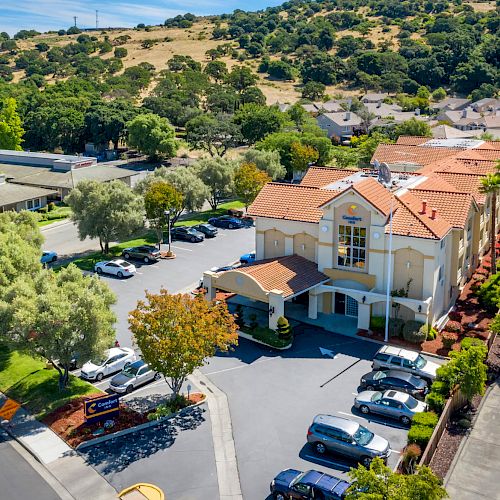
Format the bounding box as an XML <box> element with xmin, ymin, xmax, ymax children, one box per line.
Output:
<box><xmin>374</xmin><ymin>371</ymin><xmax>386</xmax><ymax>380</ymax></box>
<box><xmin>353</xmin><ymin>425</ymin><xmax>374</xmax><ymax>446</ymax></box>
<box><xmin>290</xmin><ymin>472</ymin><xmax>307</xmax><ymax>487</ymax></box>
<box><xmin>405</xmin><ymin>395</ymin><xmax>419</xmax><ymax>409</ymax></box>
<box><xmin>122</xmin><ymin>364</ymin><xmax>141</xmax><ymax>377</ymax></box>
<box><xmin>415</xmin><ymin>355</ymin><xmax>427</xmax><ymax>369</ymax></box>
<box><xmin>92</xmin><ymin>354</ymin><xmax>108</xmax><ymax>366</ymax></box>
<box><xmin>371</xmin><ymin>392</ymin><xmax>383</xmax><ymax>402</ymax></box>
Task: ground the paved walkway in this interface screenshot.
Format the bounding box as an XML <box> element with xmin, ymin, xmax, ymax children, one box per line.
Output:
<box><xmin>445</xmin><ymin>379</ymin><xmax>500</xmax><ymax>500</ymax></box>
<box><xmin>190</xmin><ymin>370</ymin><xmax>242</xmax><ymax>500</ymax></box>
<box><xmin>0</xmin><ymin>394</ymin><xmax>116</xmax><ymax>500</ymax></box>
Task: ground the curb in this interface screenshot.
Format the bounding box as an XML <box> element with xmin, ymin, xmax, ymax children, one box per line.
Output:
<box><xmin>40</xmin><ymin>219</ymin><xmax>73</xmax><ymax>231</ymax></box>
<box><xmin>76</xmin><ymin>397</ymin><xmax>206</xmax><ymax>451</ymax></box>
<box><xmin>237</xmin><ymin>331</ymin><xmax>292</xmax><ymax>350</ymax></box>
<box><xmin>444</xmin><ymin>380</ymin><xmax>496</xmax><ymax>485</ymax></box>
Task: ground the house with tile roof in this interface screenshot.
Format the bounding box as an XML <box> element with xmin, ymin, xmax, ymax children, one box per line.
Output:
<box><xmin>203</xmin><ymin>161</ymin><xmax>499</xmax><ymax>333</ymax></box>
<box><xmin>316</xmin><ymin>111</ymin><xmax>363</xmax><ymax>142</ymax></box>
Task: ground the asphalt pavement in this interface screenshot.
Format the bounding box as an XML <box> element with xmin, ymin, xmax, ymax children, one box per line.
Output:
<box><xmin>41</xmin><ymin>221</ymin><xmax>102</xmax><ymax>258</ymax></box>
<box><xmin>95</xmin><ymin>226</ymin><xmax>255</xmax><ymax>346</ymax></box>
<box><xmin>0</xmin><ymin>430</ymin><xmax>61</xmax><ymax>500</ymax></box>
<box><xmin>201</xmin><ymin>328</ymin><xmax>418</xmax><ymax>499</ymax></box>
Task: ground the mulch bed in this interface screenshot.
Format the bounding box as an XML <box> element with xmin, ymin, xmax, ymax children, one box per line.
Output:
<box><xmin>428</xmin><ymin>394</ymin><xmax>481</xmax><ymax>479</ymax></box>
<box><xmin>43</xmin><ymin>392</ymin><xmax>206</xmax><ymax>448</ymax></box>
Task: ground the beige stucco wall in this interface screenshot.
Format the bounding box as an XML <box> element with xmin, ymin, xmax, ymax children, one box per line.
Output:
<box><xmin>293</xmin><ymin>233</ymin><xmax>317</xmax><ymax>262</ymax></box>
<box><xmin>263</xmin><ymin>229</ymin><xmax>285</xmax><ymax>259</ymax></box>
<box><xmin>215</xmin><ymin>270</ymin><xmax>269</xmax><ymax>302</ymax></box>
<box><xmin>393</xmin><ymin>248</ymin><xmax>424</xmax><ymax>300</ymax></box>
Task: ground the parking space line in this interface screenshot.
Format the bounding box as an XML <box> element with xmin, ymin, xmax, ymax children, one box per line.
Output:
<box><xmin>121</xmin><ymin>379</ymin><xmax>167</xmax><ymax>398</ymax></box>
<box><xmin>390</xmin><ymin>449</ymin><xmax>402</xmax><ymax>454</ymax></box>
<box><xmin>171</xmin><ymin>245</ymin><xmax>193</xmax><ymax>252</ymax></box>
<box><xmin>352</xmin><ymin>392</ymin><xmax>358</xmax><ymax>396</ymax></box>
<box><xmin>320</xmin><ymin>359</ymin><xmax>362</xmax><ymax>388</ymax></box>
<box><xmin>337</xmin><ymin>411</ymin><xmax>363</xmax><ymax>420</ymax></box>
<box><xmin>303</xmin><ymin>455</ymin><xmax>350</xmax><ymax>471</ymax></box>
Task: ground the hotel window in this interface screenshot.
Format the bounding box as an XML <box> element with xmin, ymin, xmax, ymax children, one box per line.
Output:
<box><xmin>467</xmin><ymin>219</ymin><xmax>472</xmax><ymax>240</ymax></box>
<box><xmin>338</xmin><ymin>225</ymin><xmax>366</xmax><ymax>269</ymax></box>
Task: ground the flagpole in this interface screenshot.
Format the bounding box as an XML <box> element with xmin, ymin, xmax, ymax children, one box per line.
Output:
<box><xmin>384</xmin><ymin>197</ymin><xmax>393</xmax><ymax>343</ymax></box>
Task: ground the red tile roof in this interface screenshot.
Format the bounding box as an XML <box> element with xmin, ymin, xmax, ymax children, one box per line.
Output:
<box><xmin>408</xmin><ymin>189</ymin><xmax>474</xmax><ymax>228</ymax></box>
<box><xmin>431</xmin><ymin>172</ymin><xmax>486</xmax><ymax>205</ymax></box>
<box><xmin>227</xmin><ymin>255</ymin><xmax>329</xmax><ymax>298</ymax></box>
<box><xmin>395</xmin><ymin>136</ymin><xmax>430</xmax><ymax>146</ymax></box>
<box><xmin>300</xmin><ymin>166</ymin><xmax>356</xmax><ymax>188</ymax></box>
<box><xmin>248</xmin><ymin>183</ymin><xmax>338</xmax><ymax>223</ymax></box>
<box><xmin>393</xmin><ymin>191</ymin><xmax>452</xmax><ymax>239</ymax></box>
<box><xmin>371</xmin><ymin>143</ymin><xmax>460</xmax><ymax>167</ymax></box>
<box><xmin>350</xmin><ymin>177</ymin><xmax>393</xmax><ymax>216</ymax></box>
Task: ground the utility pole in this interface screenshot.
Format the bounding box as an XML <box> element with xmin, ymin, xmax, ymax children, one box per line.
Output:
<box><xmin>96</xmin><ymin>10</ymin><xmax>99</xmax><ymax>30</ymax></box>
<box><xmin>73</xmin><ymin>16</ymin><xmax>77</xmax><ymax>27</ymax></box>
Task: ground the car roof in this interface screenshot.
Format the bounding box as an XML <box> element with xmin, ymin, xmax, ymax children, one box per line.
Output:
<box><xmin>312</xmin><ymin>414</ymin><xmax>359</xmax><ymax>434</ymax></box>
<box><xmin>383</xmin><ymin>390</ymin><xmax>410</xmax><ymax>402</ymax></box>
<box><xmin>385</xmin><ymin>369</ymin><xmax>415</xmax><ymax>381</ymax></box>
<box><xmin>108</xmin><ymin>347</ymin><xmax>128</xmax><ymax>357</ymax></box>
<box><xmin>302</xmin><ymin>470</ymin><xmax>349</xmax><ymax>494</ymax></box>
<box><xmin>128</xmin><ymin>359</ymin><xmax>147</xmax><ymax>369</ymax></box>
<box><xmin>379</xmin><ymin>345</ymin><xmax>419</xmax><ymax>361</ymax></box>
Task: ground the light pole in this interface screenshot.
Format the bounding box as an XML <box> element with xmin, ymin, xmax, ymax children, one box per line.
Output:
<box><xmin>164</xmin><ymin>210</ymin><xmax>171</xmax><ymax>255</ymax></box>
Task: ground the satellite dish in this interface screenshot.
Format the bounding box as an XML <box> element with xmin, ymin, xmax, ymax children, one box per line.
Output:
<box><xmin>378</xmin><ymin>162</ymin><xmax>391</xmax><ymax>184</ymax></box>
<box><xmin>373</xmin><ymin>159</ymin><xmax>380</xmax><ymax>169</ymax></box>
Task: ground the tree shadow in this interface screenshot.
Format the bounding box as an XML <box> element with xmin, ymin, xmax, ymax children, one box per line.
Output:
<box><xmin>81</xmin><ymin>405</ymin><xmax>206</xmax><ymax>475</ymax></box>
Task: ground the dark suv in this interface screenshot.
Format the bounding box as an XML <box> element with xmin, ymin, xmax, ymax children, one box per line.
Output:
<box><xmin>270</xmin><ymin>469</ymin><xmax>350</xmax><ymax>500</ymax></box>
<box><xmin>170</xmin><ymin>226</ymin><xmax>205</xmax><ymax>242</ymax></box>
<box><xmin>122</xmin><ymin>245</ymin><xmax>160</xmax><ymax>263</ymax></box>
<box><xmin>359</xmin><ymin>370</ymin><xmax>428</xmax><ymax>399</ymax></box>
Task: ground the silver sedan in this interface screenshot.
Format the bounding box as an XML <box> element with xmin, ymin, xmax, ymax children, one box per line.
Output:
<box><xmin>354</xmin><ymin>389</ymin><xmax>428</xmax><ymax>425</ymax></box>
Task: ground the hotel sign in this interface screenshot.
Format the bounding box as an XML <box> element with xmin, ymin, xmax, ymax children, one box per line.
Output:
<box><xmin>343</xmin><ymin>204</ymin><xmax>362</xmax><ymax>224</ymax></box>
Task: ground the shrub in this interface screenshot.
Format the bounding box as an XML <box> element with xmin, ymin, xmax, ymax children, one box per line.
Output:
<box><xmin>444</xmin><ymin>320</ymin><xmax>461</xmax><ymax>333</ymax></box>
<box><xmin>276</xmin><ymin>316</ymin><xmax>292</xmax><ymax>341</ymax></box>
<box><xmin>234</xmin><ymin>304</ymin><xmax>245</xmax><ymax>329</ymax></box>
<box><xmin>402</xmin><ymin>443</ymin><xmax>421</xmax><ymax>473</ymax></box>
<box><xmin>460</xmin><ymin>337</ymin><xmax>484</xmax><ymax>351</ymax></box>
<box><xmin>426</xmin><ymin>391</ymin><xmax>446</xmax><ymax>413</ymax></box>
<box><xmin>477</xmin><ymin>273</ymin><xmax>500</xmax><ymax>311</ymax></box>
<box><xmin>114</xmin><ymin>47</ymin><xmax>127</xmax><ymax>58</ymax></box>
<box><xmin>402</xmin><ymin>320</ymin><xmax>425</xmax><ymax>343</ymax></box>
<box><xmin>412</xmin><ymin>411</ymin><xmax>438</xmax><ymax>428</ymax></box>
<box><xmin>441</xmin><ymin>331</ymin><xmax>457</xmax><ymax>350</ymax></box>
<box><xmin>248</xmin><ymin>313</ymin><xmax>258</xmax><ymax>331</ymax></box>
<box><xmin>457</xmin><ymin>418</ymin><xmax>471</xmax><ymax>430</ymax></box>
<box><xmin>47</xmin><ymin>202</ymin><xmax>55</xmax><ymax>212</ymax></box>
<box><xmin>427</xmin><ymin>326</ymin><xmax>437</xmax><ymax>340</ymax></box>
<box><xmin>407</xmin><ymin>424</ymin><xmax>434</xmax><ymax>448</ymax></box>
<box><xmin>370</xmin><ymin>316</ymin><xmax>385</xmax><ymax>332</ymax></box>
<box><xmin>38</xmin><ymin>206</ymin><xmax>48</xmax><ymax>214</ymax></box>
<box><xmin>448</xmin><ymin>311</ymin><xmax>461</xmax><ymax>322</ymax></box>
<box><xmin>430</xmin><ymin>380</ymin><xmax>449</xmax><ymax>396</ymax></box>
<box><xmin>389</xmin><ymin>318</ymin><xmax>404</xmax><ymax>338</ymax></box>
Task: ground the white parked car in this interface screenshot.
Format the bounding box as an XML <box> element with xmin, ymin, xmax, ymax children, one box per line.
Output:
<box><xmin>80</xmin><ymin>347</ymin><xmax>136</xmax><ymax>381</ymax></box>
<box><xmin>372</xmin><ymin>345</ymin><xmax>440</xmax><ymax>382</ymax></box>
<box><xmin>94</xmin><ymin>259</ymin><xmax>136</xmax><ymax>278</ymax></box>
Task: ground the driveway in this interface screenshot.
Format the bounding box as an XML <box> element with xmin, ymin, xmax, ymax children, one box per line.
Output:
<box><xmin>201</xmin><ymin>327</ymin><xmax>417</xmax><ymax>499</ymax></box>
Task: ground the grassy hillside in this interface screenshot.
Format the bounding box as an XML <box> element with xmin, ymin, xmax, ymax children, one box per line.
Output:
<box><xmin>7</xmin><ymin>0</ymin><xmax>496</xmax><ymax>104</ymax></box>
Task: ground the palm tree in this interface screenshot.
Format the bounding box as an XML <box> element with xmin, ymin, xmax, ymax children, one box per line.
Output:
<box><xmin>480</xmin><ymin>173</ymin><xmax>500</xmax><ymax>275</ymax></box>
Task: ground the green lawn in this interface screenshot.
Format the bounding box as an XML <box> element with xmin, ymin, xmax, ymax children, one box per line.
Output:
<box><xmin>0</xmin><ymin>347</ymin><xmax>99</xmax><ymax>419</ymax></box>
<box><xmin>60</xmin><ymin>200</ymin><xmax>246</xmax><ymax>271</ymax></box>
<box><xmin>175</xmin><ymin>200</ymin><xmax>245</xmax><ymax>227</ymax></box>
<box><xmin>37</xmin><ymin>205</ymin><xmax>72</xmax><ymax>227</ymax></box>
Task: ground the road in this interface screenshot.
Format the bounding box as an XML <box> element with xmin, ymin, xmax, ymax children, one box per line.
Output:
<box><xmin>0</xmin><ymin>430</ymin><xmax>61</xmax><ymax>500</ymax></box>
<box><xmin>41</xmin><ymin>221</ymin><xmax>102</xmax><ymax>258</ymax></box>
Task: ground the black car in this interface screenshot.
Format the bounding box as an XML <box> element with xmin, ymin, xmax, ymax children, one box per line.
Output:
<box><xmin>359</xmin><ymin>370</ymin><xmax>428</xmax><ymax>399</ymax></box>
<box><xmin>122</xmin><ymin>245</ymin><xmax>161</xmax><ymax>263</ymax></box>
<box><xmin>270</xmin><ymin>468</ymin><xmax>350</xmax><ymax>500</ymax></box>
<box><xmin>193</xmin><ymin>223</ymin><xmax>218</xmax><ymax>238</ymax></box>
<box><xmin>170</xmin><ymin>226</ymin><xmax>205</xmax><ymax>242</ymax></box>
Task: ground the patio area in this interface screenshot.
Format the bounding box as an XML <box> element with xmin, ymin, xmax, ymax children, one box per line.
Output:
<box><xmin>227</xmin><ymin>295</ymin><xmax>359</xmax><ymax>337</ymax></box>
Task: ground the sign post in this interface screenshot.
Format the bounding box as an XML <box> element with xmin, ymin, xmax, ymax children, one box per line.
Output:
<box><xmin>84</xmin><ymin>394</ymin><xmax>120</xmax><ymax>424</ymax></box>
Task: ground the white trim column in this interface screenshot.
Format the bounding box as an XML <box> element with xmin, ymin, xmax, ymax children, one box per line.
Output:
<box><xmin>268</xmin><ymin>289</ymin><xmax>285</xmax><ymax>330</ymax></box>
<box><xmin>308</xmin><ymin>290</ymin><xmax>318</xmax><ymax>320</ymax></box>
<box><xmin>203</xmin><ymin>271</ymin><xmax>217</xmax><ymax>301</ymax></box>
<box><xmin>285</xmin><ymin>236</ymin><xmax>293</xmax><ymax>256</ymax></box>
<box><xmin>357</xmin><ymin>303</ymin><xmax>371</xmax><ymax>330</ymax></box>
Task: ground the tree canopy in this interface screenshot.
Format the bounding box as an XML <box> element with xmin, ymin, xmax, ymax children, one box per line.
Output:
<box><xmin>234</xmin><ymin>162</ymin><xmax>271</xmax><ymax>210</ymax></box>
<box><xmin>195</xmin><ymin>156</ymin><xmax>236</xmax><ymax>209</ymax></box>
<box><xmin>66</xmin><ymin>179</ymin><xmax>144</xmax><ymax>253</ymax></box>
<box><xmin>0</xmin><ymin>98</ymin><xmax>24</xmax><ymax>150</ymax></box>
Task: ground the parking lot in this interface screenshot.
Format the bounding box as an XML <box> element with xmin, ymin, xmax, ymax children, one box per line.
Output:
<box><xmin>200</xmin><ymin>327</ymin><xmax>430</xmax><ymax>499</ymax></box>
<box><xmin>94</xmin><ymin>225</ymin><xmax>256</xmax><ymax>346</ymax></box>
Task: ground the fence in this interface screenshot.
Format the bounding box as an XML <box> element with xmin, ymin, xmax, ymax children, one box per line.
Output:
<box><xmin>419</xmin><ymin>330</ymin><xmax>497</xmax><ymax>466</ymax></box>
<box><xmin>419</xmin><ymin>387</ymin><xmax>468</xmax><ymax>466</ymax></box>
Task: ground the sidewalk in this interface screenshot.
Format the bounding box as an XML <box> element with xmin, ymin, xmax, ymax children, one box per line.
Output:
<box><xmin>0</xmin><ymin>394</ymin><xmax>116</xmax><ymax>500</ymax></box>
<box><xmin>445</xmin><ymin>379</ymin><xmax>500</xmax><ymax>500</ymax></box>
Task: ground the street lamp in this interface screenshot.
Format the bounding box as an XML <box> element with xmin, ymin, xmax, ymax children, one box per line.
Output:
<box><xmin>164</xmin><ymin>210</ymin><xmax>171</xmax><ymax>254</ymax></box>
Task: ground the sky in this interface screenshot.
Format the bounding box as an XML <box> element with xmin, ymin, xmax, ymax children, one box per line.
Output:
<box><xmin>1</xmin><ymin>0</ymin><xmax>284</xmax><ymax>35</ymax></box>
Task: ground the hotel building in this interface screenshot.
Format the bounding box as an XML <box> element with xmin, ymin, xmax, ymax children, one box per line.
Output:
<box><xmin>203</xmin><ymin>138</ymin><xmax>500</xmax><ymax>333</ymax></box>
